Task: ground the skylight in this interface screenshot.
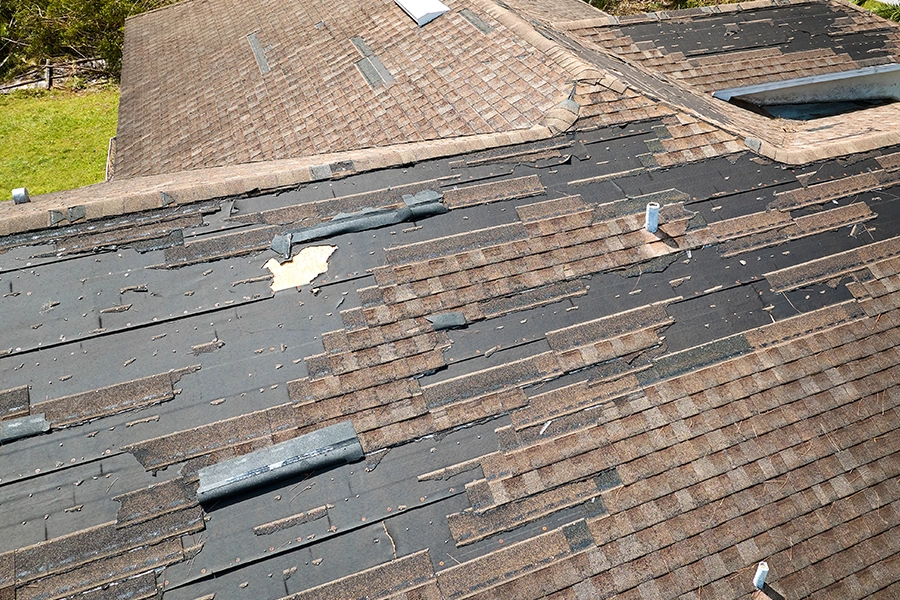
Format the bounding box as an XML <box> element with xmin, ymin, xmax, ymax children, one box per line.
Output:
<box><xmin>713</xmin><ymin>64</ymin><xmax>900</xmax><ymax>120</ymax></box>
<box><xmin>394</xmin><ymin>0</ymin><xmax>449</xmax><ymax>27</ymax></box>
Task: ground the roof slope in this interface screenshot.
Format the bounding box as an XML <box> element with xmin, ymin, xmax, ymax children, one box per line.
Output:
<box><xmin>556</xmin><ymin>0</ymin><xmax>900</xmax><ymax>163</ymax></box>
<box><xmin>3</xmin><ymin>1</ymin><xmax>900</xmax><ymax>600</ymax></box>
<box><xmin>4</xmin><ymin>120</ymin><xmax>900</xmax><ymax>599</ymax></box>
<box><xmin>113</xmin><ymin>0</ymin><xmax>571</xmax><ymax>178</ymax></box>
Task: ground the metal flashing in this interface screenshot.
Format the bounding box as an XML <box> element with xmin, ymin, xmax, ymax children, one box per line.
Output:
<box><xmin>713</xmin><ymin>63</ymin><xmax>900</xmax><ymax>105</ymax></box>
<box><xmin>0</xmin><ymin>414</ymin><xmax>50</xmax><ymax>443</ymax></box>
<box><xmin>197</xmin><ymin>421</ymin><xmax>364</xmax><ymax>503</ymax></box>
<box><xmin>356</xmin><ymin>55</ymin><xmax>395</xmax><ymax>88</ymax></box>
<box><xmin>460</xmin><ymin>8</ymin><xmax>493</xmax><ymax>34</ymax></box>
<box><xmin>247</xmin><ymin>33</ymin><xmax>270</xmax><ymax>75</ymax></box>
<box><xmin>350</xmin><ymin>36</ymin><xmax>374</xmax><ymax>57</ymax></box>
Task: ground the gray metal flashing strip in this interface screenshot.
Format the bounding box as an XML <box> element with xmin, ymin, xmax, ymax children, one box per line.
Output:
<box><xmin>197</xmin><ymin>421</ymin><xmax>364</xmax><ymax>503</ymax></box>
<box><xmin>460</xmin><ymin>8</ymin><xmax>493</xmax><ymax>34</ymax></box>
<box><xmin>350</xmin><ymin>36</ymin><xmax>375</xmax><ymax>57</ymax></box>
<box><xmin>356</xmin><ymin>55</ymin><xmax>395</xmax><ymax>88</ymax></box>
<box><xmin>247</xmin><ymin>33</ymin><xmax>270</xmax><ymax>75</ymax></box>
<box><xmin>1</xmin><ymin>414</ymin><xmax>50</xmax><ymax>443</ymax></box>
<box><xmin>713</xmin><ymin>63</ymin><xmax>900</xmax><ymax>101</ymax></box>
<box><xmin>369</xmin><ymin>56</ymin><xmax>395</xmax><ymax>85</ymax></box>
<box><xmin>271</xmin><ymin>197</ymin><xmax>447</xmax><ymax>258</ymax></box>
<box><xmin>356</xmin><ymin>57</ymin><xmax>383</xmax><ymax>87</ymax></box>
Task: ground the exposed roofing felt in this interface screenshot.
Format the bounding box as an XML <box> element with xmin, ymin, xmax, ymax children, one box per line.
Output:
<box><xmin>556</xmin><ymin>0</ymin><xmax>900</xmax><ymax>163</ymax></box>
<box><xmin>113</xmin><ymin>0</ymin><xmax>572</xmax><ymax>179</ymax></box>
<box><xmin>4</xmin><ymin>120</ymin><xmax>900</xmax><ymax>599</ymax></box>
<box><xmin>3</xmin><ymin>1</ymin><xmax>900</xmax><ymax>599</ymax></box>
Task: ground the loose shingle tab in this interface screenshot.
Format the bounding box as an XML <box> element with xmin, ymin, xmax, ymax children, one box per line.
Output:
<box><xmin>385</xmin><ymin>223</ymin><xmax>527</xmax><ymax>265</ymax></box>
<box><xmin>21</xmin><ymin>538</ymin><xmax>181</xmax><ymax>600</ymax></box>
<box><xmin>113</xmin><ymin>477</ymin><xmax>198</xmax><ymax>528</ymax></box>
<box><xmin>0</xmin><ymin>385</ymin><xmax>29</xmax><ymax>421</ymax></box>
<box><xmin>253</xmin><ymin>504</ymin><xmax>330</xmax><ymax>535</ymax></box>
<box><xmin>442</xmin><ymin>175</ymin><xmax>545</xmax><ymax>209</ymax></box>
<box><xmin>0</xmin><ymin>414</ymin><xmax>49</xmax><ymax>443</ymax></box>
<box><xmin>31</xmin><ymin>370</ymin><xmax>185</xmax><ymax>428</ymax></box>
<box><xmin>14</xmin><ymin>508</ymin><xmax>203</xmax><ymax>584</ymax></box>
<box><xmin>285</xmin><ymin>550</ymin><xmax>434</xmax><ymax>600</ymax></box>
<box><xmin>448</xmin><ymin>480</ymin><xmax>606</xmax><ymax>546</ymax></box>
<box><xmin>593</xmin><ymin>188</ymin><xmax>688</xmax><ymax>221</ymax></box>
<box><xmin>637</xmin><ymin>333</ymin><xmax>752</xmax><ymax>385</ymax></box>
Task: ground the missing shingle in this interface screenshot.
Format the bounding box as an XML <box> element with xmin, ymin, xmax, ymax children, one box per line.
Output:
<box><xmin>617</xmin><ymin>253</ymin><xmax>679</xmax><ymax>278</ymax></box>
<box><xmin>460</xmin><ymin>9</ymin><xmax>492</xmax><ymax>34</ymax></box>
<box><xmin>594</xmin><ymin>468</ymin><xmax>622</xmax><ymax>491</ymax></box>
<box><xmin>562</xmin><ymin>519</ymin><xmax>595</xmax><ymax>552</ymax></box>
<box><xmin>644</xmin><ymin>138</ymin><xmax>666</xmax><ymax>154</ymax></box>
<box><xmin>637</xmin><ymin>153</ymin><xmax>660</xmax><ymax>169</ymax></box>
<box><xmin>247</xmin><ymin>33</ymin><xmax>270</xmax><ymax>75</ymax></box>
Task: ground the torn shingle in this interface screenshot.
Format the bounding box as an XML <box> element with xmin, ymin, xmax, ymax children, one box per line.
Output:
<box><xmin>0</xmin><ymin>385</ymin><xmax>29</xmax><ymax>421</ymax></box>
<box><xmin>31</xmin><ymin>370</ymin><xmax>193</xmax><ymax>429</ymax></box>
<box><xmin>442</xmin><ymin>175</ymin><xmax>545</xmax><ymax>209</ymax></box>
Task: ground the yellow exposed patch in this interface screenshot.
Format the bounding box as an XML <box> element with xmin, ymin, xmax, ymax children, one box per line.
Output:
<box><xmin>265</xmin><ymin>246</ymin><xmax>337</xmax><ymax>292</ymax></box>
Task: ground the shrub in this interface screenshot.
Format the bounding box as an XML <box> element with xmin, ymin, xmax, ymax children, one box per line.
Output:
<box><xmin>0</xmin><ymin>0</ymin><xmax>177</xmax><ymax>81</ymax></box>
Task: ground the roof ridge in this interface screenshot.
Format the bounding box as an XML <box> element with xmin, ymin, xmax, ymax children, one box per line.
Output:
<box><xmin>554</xmin><ymin>0</ymin><xmax>821</xmax><ymax>30</ymax></box>
<box><xmin>468</xmin><ymin>0</ymin><xmax>607</xmax><ymax>82</ymax></box>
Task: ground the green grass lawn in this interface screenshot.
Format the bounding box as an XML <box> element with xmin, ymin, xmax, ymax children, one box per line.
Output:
<box><xmin>0</xmin><ymin>86</ymin><xmax>119</xmax><ymax>198</ymax></box>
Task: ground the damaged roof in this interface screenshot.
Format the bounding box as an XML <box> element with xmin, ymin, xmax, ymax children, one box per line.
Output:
<box><xmin>3</xmin><ymin>0</ymin><xmax>900</xmax><ymax>599</ymax></box>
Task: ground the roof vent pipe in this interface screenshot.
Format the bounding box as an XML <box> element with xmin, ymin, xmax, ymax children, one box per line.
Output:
<box><xmin>645</xmin><ymin>202</ymin><xmax>659</xmax><ymax>233</ymax></box>
<box><xmin>12</xmin><ymin>188</ymin><xmax>30</xmax><ymax>204</ymax></box>
<box><xmin>753</xmin><ymin>562</ymin><xmax>769</xmax><ymax>590</ymax></box>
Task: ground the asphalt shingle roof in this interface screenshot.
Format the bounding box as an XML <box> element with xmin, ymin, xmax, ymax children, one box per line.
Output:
<box><xmin>113</xmin><ymin>0</ymin><xmax>572</xmax><ymax>178</ymax></box>
<box><xmin>2</xmin><ymin>1</ymin><xmax>900</xmax><ymax>599</ymax></box>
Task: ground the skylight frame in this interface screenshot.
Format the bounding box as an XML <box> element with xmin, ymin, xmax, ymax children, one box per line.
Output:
<box><xmin>394</xmin><ymin>0</ymin><xmax>450</xmax><ymax>27</ymax></box>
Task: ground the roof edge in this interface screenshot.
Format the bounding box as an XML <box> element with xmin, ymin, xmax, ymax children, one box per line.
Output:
<box><xmin>0</xmin><ymin>125</ymin><xmax>558</xmax><ymax>238</ymax></box>
<box><xmin>752</xmin><ymin>129</ymin><xmax>900</xmax><ymax>164</ymax></box>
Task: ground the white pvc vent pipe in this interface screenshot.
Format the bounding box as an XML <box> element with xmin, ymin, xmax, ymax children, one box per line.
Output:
<box><xmin>753</xmin><ymin>561</ymin><xmax>769</xmax><ymax>590</ymax></box>
<box><xmin>12</xmin><ymin>187</ymin><xmax>29</xmax><ymax>204</ymax></box>
<box><xmin>645</xmin><ymin>202</ymin><xmax>659</xmax><ymax>233</ymax></box>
